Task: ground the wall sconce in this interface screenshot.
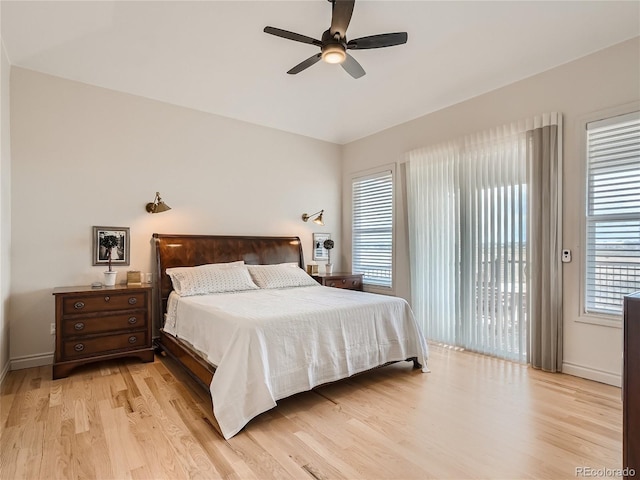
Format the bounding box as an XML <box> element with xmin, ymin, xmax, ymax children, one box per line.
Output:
<box><xmin>145</xmin><ymin>192</ymin><xmax>171</xmax><ymax>214</ymax></box>
<box><xmin>301</xmin><ymin>209</ymin><xmax>324</xmax><ymax>226</ymax></box>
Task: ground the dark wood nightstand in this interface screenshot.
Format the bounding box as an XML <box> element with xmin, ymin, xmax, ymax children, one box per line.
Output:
<box><xmin>312</xmin><ymin>273</ymin><xmax>364</xmax><ymax>291</ymax></box>
<box><xmin>52</xmin><ymin>284</ymin><xmax>154</xmax><ymax>379</ymax></box>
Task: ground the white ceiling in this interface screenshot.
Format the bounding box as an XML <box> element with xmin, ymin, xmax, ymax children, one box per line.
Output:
<box><xmin>2</xmin><ymin>1</ymin><xmax>639</xmax><ymax>144</ymax></box>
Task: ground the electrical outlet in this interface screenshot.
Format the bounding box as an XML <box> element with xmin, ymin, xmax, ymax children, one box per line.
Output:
<box><xmin>50</xmin><ymin>323</ymin><xmax>56</xmax><ymax>335</ymax></box>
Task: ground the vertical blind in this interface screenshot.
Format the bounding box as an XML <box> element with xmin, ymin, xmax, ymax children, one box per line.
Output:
<box><xmin>585</xmin><ymin>111</ymin><xmax>640</xmax><ymax>315</ymax></box>
<box><xmin>352</xmin><ymin>171</ymin><xmax>393</xmax><ymax>288</ymax></box>
<box><xmin>407</xmin><ymin>124</ymin><xmax>531</xmax><ymax>363</ymax></box>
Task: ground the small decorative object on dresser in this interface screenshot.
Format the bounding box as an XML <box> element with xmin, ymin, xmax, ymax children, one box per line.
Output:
<box><xmin>52</xmin><ymin>284</ymin><xmax>154</xmax><ymax>379</ymax></box>
<box><xmin>127</xmin><ymin>270</ymin><xmax>142</xmax><ymax>286</ymax></box>
<box><xmin>323</xmin><ymin>238</ymin><xmax>335</xmax><ymax>274</ymax></box>
<box><xmin>312</xmin><ymin>272</ymin><xmax>363</xmax><ymax>291</ymax></box>
<box><xmin>101</xmin><ymin>234</ymin><xmax>119</xmax><ymax>286</ymax></box>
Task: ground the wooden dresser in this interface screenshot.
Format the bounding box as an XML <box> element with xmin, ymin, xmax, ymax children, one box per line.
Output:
<box><xmin>623</xmin><ymin>292</ymin><xmax>640</xmax><ymax>477</ymax></box>
<box><xmin>312</xmin><ymin>272</ymin><xmax>363</xmax><ymax>291</ymax></box>
<box><xmin>52</xmin><ymin>284</ymin><xmax>154</xmax><ymax>379</ymax></box>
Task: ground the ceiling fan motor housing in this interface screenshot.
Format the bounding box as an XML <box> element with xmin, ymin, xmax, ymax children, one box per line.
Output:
<box><xmin>321</xmin><ymin>30</ymin><xmax>347</xmax><ymax>64</ymax></box>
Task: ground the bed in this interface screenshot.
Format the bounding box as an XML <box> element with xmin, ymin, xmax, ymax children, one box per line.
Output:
<box><xmin>153</xmin><ymin>234</ymin><xmax>429</xmax><ymax>439</ymax></box>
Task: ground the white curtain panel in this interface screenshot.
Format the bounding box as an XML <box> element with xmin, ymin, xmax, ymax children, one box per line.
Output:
<box><xmin>406</xmin><ymin>114</ymin><xmax>561</xmax><ymax>365</ymax></box>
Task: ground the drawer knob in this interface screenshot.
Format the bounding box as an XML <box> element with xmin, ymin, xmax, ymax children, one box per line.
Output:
<box><xmin>104</xmin><ymin>296</ymin><xmax>110</xmax><ymax>302</ymax></box>
<box><xmin>74</xmin><ymin>343</ymin><xmax>85</xmax><ymax>352</ymax></box>
<box><xmin>73</xmin><ymin>301</ymin><xmax>85</xmax><ymax>310</ymax></box>
<box><xmin>74</xmin><ymin>322</ymin><xmax>85</xmax><ymax>331</ymax></box>
<box><xmin>128</xmin><ymin>297</ymin><xmax>137</xmax><ymax>305</ymax></box>
<box><xmin>329</xmin><ymin>282</ymin><xmax>336</xmax><ymax>287</ymax></box>
<box><xmin>128</xmin><ymin>316</ymin><xmax>137</xmax><ymax>325</ymax></box>
<box><xmin>352</xmin><ymin>280</ymin><xmax>357</xmax><ymax>285</ymax></box>
<box><xmin>128</xmin><ymin>336</ymin><xmax>138</xmax><ymax>344</ymax></box>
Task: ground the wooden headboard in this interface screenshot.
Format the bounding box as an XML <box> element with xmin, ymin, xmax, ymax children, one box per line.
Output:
<box><xmin>152</xmin><ymin>234</ymin><xmax>305</xmax><ymax>325</ymax></box>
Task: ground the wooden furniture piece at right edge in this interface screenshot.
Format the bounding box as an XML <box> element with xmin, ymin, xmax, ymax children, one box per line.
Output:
<box><xmin>623</xmin><ymin>292</ymin><xmax>640</xmax><ymax>478</ymax></box>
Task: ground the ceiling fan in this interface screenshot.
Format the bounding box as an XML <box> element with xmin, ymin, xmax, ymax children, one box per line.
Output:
<box><xmin>264</xmin><ymin>0</ymin><xmax>408</xmax><ymax>79</ymax></box>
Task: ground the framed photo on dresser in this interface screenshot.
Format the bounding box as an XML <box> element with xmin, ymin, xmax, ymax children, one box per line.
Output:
<box><xmin>92</xmin><ymin>226</ymin><xmax>130</xmax><ymax>266</ymax></box>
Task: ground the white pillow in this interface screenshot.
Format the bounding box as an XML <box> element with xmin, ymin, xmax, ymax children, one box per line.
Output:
<box><xmin>166</xmin><ymin>262</ymin><xmax>258</xmax><ymax>296</ymax></box>
<box><xmin>247</xmin><ymin>263</ymin><xmax>319</xmax><ymax>289</ymax></box>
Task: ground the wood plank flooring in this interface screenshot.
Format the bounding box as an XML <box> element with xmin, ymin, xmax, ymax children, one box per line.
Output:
<box><xmin>1</xmin><ymin>345</ymin><xmax>622</xmax><ymax>479</ymax></box>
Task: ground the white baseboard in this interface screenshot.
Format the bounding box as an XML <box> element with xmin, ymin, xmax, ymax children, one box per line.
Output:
<box><xmin>10</xmin><ymin>352</ymin><xmax>53</xmax><ymax>371</ymax></box>
<box><xmin>562</xmin><ymin>361</ymin><xmax>621</xmax><ymax>388</ymax></box>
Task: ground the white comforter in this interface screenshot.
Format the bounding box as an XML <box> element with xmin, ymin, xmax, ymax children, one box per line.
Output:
<box><xmin>164</xmin><ymin>285</ymin><xmax>428</xmax><ymax>439</ymax></box>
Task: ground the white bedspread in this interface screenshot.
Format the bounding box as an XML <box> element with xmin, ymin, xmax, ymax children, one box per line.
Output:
<box><xmin>164</xmin><ymin>285</ymin><xmax>428</xmax><ymax>439</ymax></box>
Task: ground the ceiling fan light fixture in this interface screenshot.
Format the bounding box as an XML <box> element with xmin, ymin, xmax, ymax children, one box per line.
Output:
<box><xmin>264</xmin><ymin>0</ymin><xmax>408</xmax><ymax>78</ymax></box>
<box><xmin>321</xmin><ymin>44</ymin><xmax>346</xmax><ymax>64</ymax></box>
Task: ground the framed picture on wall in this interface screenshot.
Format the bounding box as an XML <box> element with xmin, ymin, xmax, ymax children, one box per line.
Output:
<box><xmin>312</xmin><ymin>233</ymin><xmax>331</xmax><ymax>261</ymax></box>
<box><xmin>92</xmin><ymin>226</ymin><xmax>130</xmax><ymax>266</ymax></box>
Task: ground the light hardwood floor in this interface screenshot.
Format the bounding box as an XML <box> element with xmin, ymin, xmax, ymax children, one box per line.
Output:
<box><xmin>1</xmin><ymin>345</ymin><xmax>622</xmax><ymax>479</ymax></box>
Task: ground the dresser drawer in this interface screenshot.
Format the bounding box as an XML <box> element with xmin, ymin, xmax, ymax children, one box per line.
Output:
<box><xmin>63</xmin><ymin>331</ymin><xmax>149</xmax><ymax>359</ymax></box>
<box><xmin>326</xmin><ymin>277</ymin><xmax>362</xmax><ymax>290</ymax></box>
<box><xmin>62</xmin><ymin>291</ymin><xmax>147</xmax><ymax>314</ymax></box>
<box><xmin>62</xmin><ymin>312</ymin><xmax>147</xmax><ymax>336</ymax></box>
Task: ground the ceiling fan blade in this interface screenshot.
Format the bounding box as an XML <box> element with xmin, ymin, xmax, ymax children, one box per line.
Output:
<box><xmin>341</xmin><ymin>53</ymin><xmax>365</xmax><ymax>79</ymax></box>
<box><xmin>347</xmin><ymin>32</ymin><xmax>408</xmax><ymax>50</ymax></box>
<box><xmin>330</xmin><ymin>0</ymin><xmax>355</xmax><ymax>38</ymax></box>
<box><xmin>264</xmin><ymin>26</ymin><xmax>322</xmax><ymax>47</ymax></box>
<box><xmin>287</xmin><ymin>53</ymin><xmax>322</xmax><ymax>75</ymax></box>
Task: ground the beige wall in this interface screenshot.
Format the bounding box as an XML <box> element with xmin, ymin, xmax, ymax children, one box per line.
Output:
<box><xmin>342</xmin><ymin>37</ymin><xmax>640</xmax><ymax>386</ymax></box>
<box><xmin>1</xmin><ymin>41</ymin><xmax>11</xmax><ymax>381</ymax></box>
<box><xmin>9</xmin><ymin>68</ymin><xmax>341</xmax><ymax>368</ymax></box>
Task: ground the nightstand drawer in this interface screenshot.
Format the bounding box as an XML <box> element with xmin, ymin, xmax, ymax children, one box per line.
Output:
<box><xmin>327</xmin><ymin>277</ymin><xmax>362</xmax><ymax>290</ymax></box>
<box><xmin>63</xmin><ymin>331</ymin><xmax>149</xmax><ymax>359</ymax></box>
<box><xmin>62</xmin><ymin>292</ymin><xmax>147</xmax><ymax>314</ymax></box>
<box><xmin>62</xmin><ymin>312</ymin><xmax>147</xmax><ymax>336</ymax></box>
<box><xmin>312</xmin><ymin>273</ymin><xmax>364</xmax><ymax>291</ymax></box>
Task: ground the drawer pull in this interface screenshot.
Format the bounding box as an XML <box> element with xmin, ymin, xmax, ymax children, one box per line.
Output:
<box><xmin>352</xmin><ymin>281</ymin><xmax>358</xmax><ymax>286</ymax></box>
<box><xmin>329</xmin><ymin>282</ymin><xmax>336</xmax><ymax>287</ymax></box>
<box><xmin>128</xmin><ymin>336</ymin><xmax>138</xmax><ymax>344</ymax></box>
<box><xmin>74</xmin><ymin>343</ymin><xmax>85</xmax><ymax>352</ymax></box>
<box><xmin>128</xmin><ymin>317</ymin><xmax>138</xmax><ymax>325</ymax></box>
<box><xmin>73</xmin><ymin>301</ymin><xmax>85</xmax><ymax>310</ymax></box>
<box><xmin>74</xmin><ymin>322</ymin><xmax>85</xmax><ymax>331</ymax></box>
<box><xmin>128</xmin><ymin>297</ymin><xmax>137</xmax><ymax>305</ymax></box>
<box><xmin>104</xmin><ymin>296</ymin><xmax>111</xmax><ymax>302</ymax></box>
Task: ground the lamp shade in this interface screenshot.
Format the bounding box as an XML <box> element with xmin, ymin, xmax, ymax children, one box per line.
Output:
<box><xmin>146</xmin><ymin>192</ymin><xmax>171</xmax><ymax>214</ymax></box>
<box><xmin>302</xmin><ymin>209</ymin><xmax>324</xmax><ymax>226</ymax></box>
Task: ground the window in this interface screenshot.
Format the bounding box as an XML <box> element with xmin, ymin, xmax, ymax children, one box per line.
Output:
<box><xmin>352</xmin><ymin>170</ymin><xmax>393</xmax><ymax>289</ymax></box>
<box><xmin>585</xmin><ymin>111</ymin><xmax>640</xmax><ymax>316</ymax></box>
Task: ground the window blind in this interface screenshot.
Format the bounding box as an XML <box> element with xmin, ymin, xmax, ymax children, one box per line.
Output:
<box><xmin>352</xmin><ymin>170</ymin><xmax>393</xmax><ymax>288</ymax></box>
<box><xmin>585</xmin><ymin>111</ymin><xmax>640</xmax><ymax>315</ymax></box>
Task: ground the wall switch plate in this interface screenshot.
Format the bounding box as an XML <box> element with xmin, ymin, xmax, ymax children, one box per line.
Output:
<box><xmin>50</xmin><ymin>323</ymin><xmax>56</xmax><ymax>335</ymax></box>
<box><xmin>562</xmin><ymin>249</ymin><xmax>572</xmax><ymax>263</ymax></box>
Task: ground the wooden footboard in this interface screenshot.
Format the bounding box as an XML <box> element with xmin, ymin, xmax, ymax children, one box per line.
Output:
<box><xmin>156</xmin><ymin>330</ymin><xmax>215</xmax><ymax>389</ymax></box>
